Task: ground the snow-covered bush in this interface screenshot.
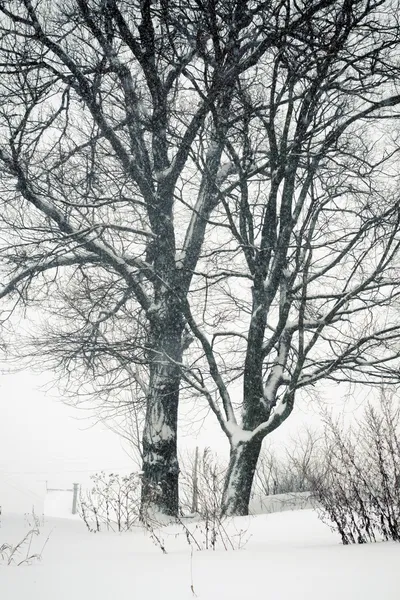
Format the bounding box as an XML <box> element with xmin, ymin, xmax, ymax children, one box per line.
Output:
<box><xmin>0</xmin><ymin>511</ymin><xmax>50</xmax><ymax>566</ymax></box>
<box><xmin>79</xmin><ymin>466</ymin><xmax>248</xmax><ymax>552</ymax></box>
<box><xmin>79</xmin><ymin>472</ymin><xmax>141</xmax><ymax>532</ymax></box>
<box><xmin>305</xmin><ymin>393</ymin><xmax>400</xmax><ymax>544</ymax></box>
<box><xmin>180</xmin><ymin>447</ymin><xmax>225</xmax><ymax>519</ymax></box>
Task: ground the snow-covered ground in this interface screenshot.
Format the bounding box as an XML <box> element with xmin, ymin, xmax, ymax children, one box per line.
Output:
<box><xmin>0</xmin><ymin>508</ymin><xmax>398</xmax><ymax>599</ymax></box>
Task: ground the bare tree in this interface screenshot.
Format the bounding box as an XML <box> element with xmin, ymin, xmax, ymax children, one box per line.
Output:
<box><xmin>168</xmin><ymin>0</ymin><xmax>400</xmax><ymax>515</ymax></box>
<box><xmin>0</xmin><ymin>0</ymin><xmax>315</xmax><ymax>515</ymax></box>
<box><xmin>2</xmin><ymin>0</ymin><xmax>400</xmax><ymax>518</ymax></box>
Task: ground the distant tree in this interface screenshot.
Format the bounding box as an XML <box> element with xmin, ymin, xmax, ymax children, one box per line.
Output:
<box><xmin>0</xmin><ymin>0</ymin><xmax>320</xmax><ymax>516</ymax></box>
<box><xmin>171</xmin><ymin>0</ymin><xmax>400</xmax><ymax>515</ymax></box>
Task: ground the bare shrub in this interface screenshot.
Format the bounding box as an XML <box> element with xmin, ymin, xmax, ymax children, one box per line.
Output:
<box><xmin>175</xmin><ymin>449</ymin><xmax>245</xmax><ymax>551</ymax></box>
<box><xmin>0</xmin><ymin>510</ymin><xmax>51</xmax><ymax>566</ymax></box>
<box><xmin>304</xmin><ymin>392</ymin><xmax>400</xmax><ymax>544</ymax></box>
<box><xmin>177</xmin><ymin>514</ymin><xmax>250</xmax><ymax>553</ymax></box>
<box><xmin>180</xmin><ymin>448</ymin><xmax>225</xmax><ymax>518</ymax></box>
<box><xmin>253</xmin><ymin>441</ymin><xmax>314</xmax><ymax>498</ymax></box>
<box><xmin>79</xmin><ymin>472</ymin><xmax>141</xmax><ymax>533</ymax></box>
<box><xmin>80</xmin><ymin>462</ymin><xmax>248</xmax><ymax>553</ymax></box>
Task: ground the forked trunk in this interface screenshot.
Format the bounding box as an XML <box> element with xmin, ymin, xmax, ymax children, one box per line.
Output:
<box><xmin>221</xmin><ymin>437</ymin><xmax>263</xmax><ymax>516</ymax></box>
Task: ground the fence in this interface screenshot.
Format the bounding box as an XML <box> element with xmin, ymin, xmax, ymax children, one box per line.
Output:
<box><xmin>44</xmin><ymin>483</ymin><xmax>80</xmax><ymax>518</ymax></box>
<box><xmin>249</xmin><ymin>491</ymin><xmax>314</xmax><ymax>515</ymax></box>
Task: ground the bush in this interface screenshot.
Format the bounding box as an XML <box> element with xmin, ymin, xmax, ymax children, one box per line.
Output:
<box><xmin>180</xmin><ymin>447</ymin><xmax>225</xmax><ymax>518</ymax></box>
<box><xmin>0</xmin><ymin>510</ymin><xmax>50</xmax><ymax>566</ymax></box>
<box><xmin>79</xmin><ymin>471</ymin><xmax>141</xmax><ymax>532</ymax></box>
<box><xmin>79</xmin><ymin>463</ymin><xmax>249</xmax><ymax>552</ymax></box>
<box><xmin>304</xmin><ymin>392</ymin><xmax>400</xmax><ymax>544</ymax></box>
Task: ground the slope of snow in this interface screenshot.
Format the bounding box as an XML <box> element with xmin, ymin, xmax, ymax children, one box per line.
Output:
<box><xmin>0</xmin><ymin>509</ymin><xmax>398</xmax><ymax>600</ymax></box>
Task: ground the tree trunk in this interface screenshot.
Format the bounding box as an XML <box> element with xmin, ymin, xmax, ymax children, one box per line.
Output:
<box><xmin>140</xmin><ymin>319</ymin><xmax>183</xmax><ymax>518</ymax></box>
<box><xmin>221</xmin><ymin>438</ymin><xmax>263</xmax><ymax>516</ymax></box>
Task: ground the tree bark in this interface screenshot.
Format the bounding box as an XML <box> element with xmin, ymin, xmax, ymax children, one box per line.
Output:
<box><xmin>221</xmin><ymin>437</ymin><xmax>263</xmax><ymax>516</ymax></box>
<box><xmin>140</xmin><ymin>312</ymin><xmax>183</xmax><ymax>517</ymax></box>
